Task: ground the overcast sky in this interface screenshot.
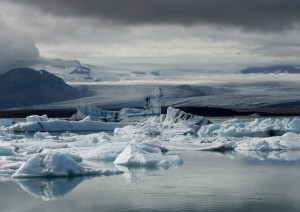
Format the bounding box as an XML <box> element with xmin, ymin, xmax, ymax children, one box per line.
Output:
<box><xmin>1</xmin><ymin>0</ymin><xmax>300</xmax><ymax>74</ymax></box>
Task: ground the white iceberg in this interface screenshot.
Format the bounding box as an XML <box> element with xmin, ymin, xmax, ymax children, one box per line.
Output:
<box><xmin>9</xmin><ymin>119</ymin><xmax>129</xmax><ymax>132</ymax></box>
<box><xmin>12</xmin><ymin>151</ymin><xmax>123</xmax><ymax>178</ymax></box>
<box><xmin>26</xmin><ymin>114</ymin><xmax>49</xmax><ymax>122</ymax></box>
<box><xmin>114</xmin><ymin>144</ymin><xmax>183</xmax><ymax>167</ymax></box>
<box><xmin>115</xmin><ymin>107</ymin><xmax>208</xmax><ymax>137</ymax></box>
<box><xmin>0</xmin><ymin>145</ymin><xmax>15</xmax><ymax>156</ymax></box>
<box><xmin>199</xmin><ymin>117</ymin><xmax>300</xmax><ymax>138</ymax></box>
<box><xmin>71</xmin><ymin>104</ymin><xmax>120</xmax><ymax>121</ymax></box>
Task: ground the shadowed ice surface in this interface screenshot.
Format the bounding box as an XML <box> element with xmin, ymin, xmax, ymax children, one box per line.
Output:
<box><xmin>1</xmin><ymin>151</ymin><xmax>300</xmax><ymax>211</ymax></box>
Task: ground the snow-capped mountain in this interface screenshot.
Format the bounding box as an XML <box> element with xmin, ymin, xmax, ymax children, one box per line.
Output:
<box><xmin>30</xmin><ymin>59</ymin><xmax>163</xmax><ymax>83</ymax></box>
<box><xmin>30</xmin><ymin>59</ymin><xmax>115</xmax><ymax>82</ymax></box>
<box><xmin>240</xmin><ymin>65</ymin><xmax>300</xmax><ymax>74</ymax></box>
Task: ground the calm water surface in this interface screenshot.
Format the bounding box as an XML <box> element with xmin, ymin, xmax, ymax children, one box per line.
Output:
<box><xmin>1</xmin><ymin>151</ymin><xmax>300</xmax><ymax>212</ymax></box>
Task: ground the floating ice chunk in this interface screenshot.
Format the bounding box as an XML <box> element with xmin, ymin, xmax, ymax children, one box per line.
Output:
<box><xmin>201</xmin><ymin>117</ymin><xmax>300</xmax><ymax>138</ymax></box>
<box><xmin>34</xmin><ymin>132</ymin><xmax>51</xmax><ymax>140</ymax></box>
<box><xmin>0</xmin><ymin>119</ymin><xmax>13</xmax><ymax>127</ymax></box>
<box><xmin>82</xmin><ymin>116</ymin><xmax>92</xmax><ymax>121</ymax></box>
<box><xmin>201</xmin><ymin>124</ymin><xmax>221</xmax><ymax>135</ymax></box>
<box><xmin>12</xmin><ymin>151</ymin><xmax>123</xmax><ymax>178</ymax></box>
<box><xmin>71</xmin><ymin>104</ymin><xmax>120</xmax><ymax>121</ymax></box>
<box><xmin>282</xmin><ymin>132</ymin><xmax>300</xmax><ymax>138</ymax></box>
<box><xmin>88</xmin><ymin>132</ymin><xmax>113</xmax><ymax>144</ymax></box>
<box><xmin>120</xmin><ymin>108</ymin><xmax>145</xmax><ymax>118</ymax></box>
<box><xmin>26</xmin><ymin>115</ymin><xmax>49</xmax><ymax>122</ymax></box>
<box><xmin>218</xmin><ymin>126</ymin><xmax>236</xmax><ymax>137</ymax></box>
<box><xmin>0</xmin><ymin>156</ymin><xmax>25</xmax><ymax>175</ymax></box>
<box><xmin>114</xmin><ymin>144</ymin><xmax>183</xmax><ymax>167</ymax></box>
<box><xmin>40</xmin><ymin>149</ymin><xmax>83</xmax><ymax>163</ymax></box>
<box><xmin>97</xmin><ymin>132</ymin><xmax>112</xmax><ymax>141</ymax></box>
<box><xmin>89</xmin><ymin>137</ymin><xmax>99</xmax><ymax>144</ymax></box>
<box><xmin>234</xmin><ymin>136</ymin><xmax>300</xmax><ymax>151</ymax></box>
<box><xmin>160</xmin><ymin>139</ymin><xmax>234</xmax><ymax>151</ymax></box>
<box><xmin>0</xmin><ymin>146</ymin><xmax>15</xmax><ymax>156</ymax></box>
<box><xmin>114</xmin><ymin>124</ymin><xmax>160</xmax><ymax>136</ymax></box>
<box><xmin>10</xmin><ymin>119</ymin><xmax>129</xmax><ymax>132</ymax></box>
<box><xmin>236</xmin><ymin>150</ymin><xmax>300</xmax><ymax>162</ymax></box>
<box><xmin>114</xmin><ymin>125</ymin><xmax>141</xmax><ymax>135</ymax></box>
<box><xmin>288</xmin><ymin>118</ymin><xmax>300</xmax><ymax>131</ymax></box>
<box><xmin>81</xmin><ymin>143</ymin><xmax>128</xmax><ymax>161</ymax></box>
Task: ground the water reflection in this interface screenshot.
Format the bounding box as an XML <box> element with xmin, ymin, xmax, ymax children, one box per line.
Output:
<box><xmin>1</xmin><ymin>151</ymin><xmax>300</xmax><ymax>211</ymax></box>
<box><xmin>115</xmin><ymin>163</ymin><xmax>183</xmax><ymax>185</ymax></box>
<box><xmin>15</xmin><ymin>177</ymin><xmax>88</xmax><ymax>201</ymax></box>
<box><xmin>115</xmin><ymin>165</ymin><xmax>167</xmax><ymax>184</ymax></box>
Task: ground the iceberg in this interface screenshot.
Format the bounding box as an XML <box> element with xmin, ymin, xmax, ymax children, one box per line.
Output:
<box><xmin>9</xmin><ymin>119</ymin><xmax>129</xmax><ymax>132</ymax></box>
<box><xmin>144</xmin><ymin>87</ymin><xmax>163</xmax><ymax>115</ymax></box>
<box><xmin>288</xmin><ymin>118</ymin><xmax>300</xmax><ymax>131</ymax></box>
<box><xmin>0</xmin><ymin>146</ymin><xmax>15</xmax><ymax>156</ymax></box>
<box><xmin>12</xmin><ymin>151</ymin><xmax>123</xmax><ymax>178</ymax></box>
<box><xmin>199</xmin><ymin>117</ymin><xmax>300</xmax><ymax>138</ymax></box>
<box><xmin>26</xmin><ymin>115</ymin><xmax>49</xmax><ymax>122</ymax></box>
<box><xmin>115</xmin><ymin>107</ymin><xmax>208</xmax><ymax>136</ymax></box>
<box><xmin>71</xmin><ymin>104</ymin><xmax>120</xmax><ymax>121</ymax></box>
<box><xmin>114</xmin><ymin>144</ymin><xmax>183</xmax><ymax>167</ymax></box>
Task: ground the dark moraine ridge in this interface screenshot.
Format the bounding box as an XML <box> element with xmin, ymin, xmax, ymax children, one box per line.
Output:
<box><xmin>1</xmin><ymin>106</ymin><xmax>299</xmax><ymax>119</ymax></box>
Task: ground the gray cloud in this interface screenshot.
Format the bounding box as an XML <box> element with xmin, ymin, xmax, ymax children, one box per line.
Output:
<box><xmin>9</xmin><ymin>0</ymin><xmax>300</xmax><ymax>31</ymax></box>
<box><xmin>0</xmin><ymin>22</ymin><xmax>40</xmax><ymax>74</ymax></box>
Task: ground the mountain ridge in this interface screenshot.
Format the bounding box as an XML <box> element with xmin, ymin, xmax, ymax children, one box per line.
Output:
<box><xmin>0</xmin><ymin>68</ymin><xmax>87</xmax><ymax>109</ymax></box>
<box><xmin>240</xmin><ymin>65</ymin><xmax>300</xmax><ymax>74</ymax></box>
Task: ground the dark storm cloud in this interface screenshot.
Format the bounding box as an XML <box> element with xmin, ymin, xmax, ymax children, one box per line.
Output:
<box><xmin>0</xmin><ymin>38</ymin><xmax>40</xmax><ymax>74</ymax></box>
<box><xmin>0</xmin><ymin>20</ymin><xmax>40</xmax><ymax>74</ymax></box>
<box><xmin>10</xmin><ymin>0</ymin><xmax>300</xmax><ymax>31</ymax></box>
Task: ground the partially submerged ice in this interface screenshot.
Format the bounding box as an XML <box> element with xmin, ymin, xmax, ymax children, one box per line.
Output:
<box><xmin>9</xmin><ymin>118</ymin><xmax>129</xmax><ymax>132</ymax></box>
<box><xmin>26</xmin><ymin>115</ymin><xmax>48</xmax><ymax>122</ymax></box>
<box><xmin>199</xmin><ymin>117</ymin><xmax>300</xmax><ymax>138</ymax></box>
<box><xmin>144</xmin><ymin>87</ymin><xmax>163</xmax><ymax>115</ymax></box>
<box><xmin>115</xmin><ymin>107</ymin><xmax>208</xmax><ymax>136</ymax></box>
<box><xmin>114</xmin><ymin>144</ymin><xmax>183</xmax><ymax>167</ymax></box>
<box><xmin>12</xmin><ymin>151</ymin><xmax>123</xmax><ymax>178</ymax></box>
<box><xmin>71</xmin><ymin>104</ymin><xmax>120</xmax><ymax>121</ymax></box>
<box><xmin>71</xmin><ymin>87</ymin><xmax>164</xmax><ymax>122</ymax></box>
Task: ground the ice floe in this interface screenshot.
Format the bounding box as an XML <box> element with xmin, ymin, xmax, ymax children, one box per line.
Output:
<box><xmin>9</xmin><ymin>119</ymin><xmax>129</xmax><ymax>132</ymax></box>
<box><xmin>12</xmin><ymin>151</ymin><xmax>123</xmax><ymax>178</ymax></box>
<box><xmin>114</xmin><ymin>144</ymin><xmax>183</xmax><ymax>167</ymax></box>
<box><xmin>199</xmin><ymin>117</ymin><xmax>300</xmax><ymax>137</ymax></box>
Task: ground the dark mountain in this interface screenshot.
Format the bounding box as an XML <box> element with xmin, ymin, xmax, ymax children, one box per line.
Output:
<box><xmin>0</xmin><ymin>68</ymin><xmax>87</xmax><ymax>109</ymax></box>
<box><xmin>240</xmin><ymin>65</ymin><xmax>300</xmax><ymax>74</ymax></box>
<box><xmin>69</xmin><ymin>66</ymin><xmax>91</xmax><ymax>76</ymax></box>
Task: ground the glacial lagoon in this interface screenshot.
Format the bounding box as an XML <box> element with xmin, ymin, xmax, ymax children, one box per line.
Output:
<box><xmin>1</xmin><ymin>151</ymin><xmax>300</xmax><ymax>212</ymax></box>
